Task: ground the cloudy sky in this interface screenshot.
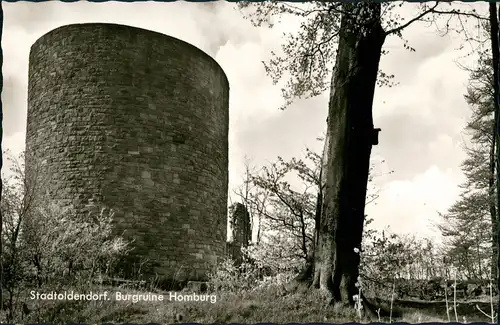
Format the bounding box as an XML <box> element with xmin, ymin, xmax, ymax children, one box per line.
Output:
<box><xmin>2</xmin><ymin>1</ymin><xmax>489</xmax><ymax>239</ymax></box>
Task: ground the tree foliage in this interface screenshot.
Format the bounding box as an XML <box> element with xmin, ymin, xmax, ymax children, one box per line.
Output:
<box><xmin>244</xmin><ymin>149</ymin><xmax>320</xmax><ymax>272</ymax></box>
<box><xmin>360</xmin><ymin>223</ymin><xmax>449</xmax><ymax>299</ymax></box>
<box><xmin>438</xmin><ymin>50</ymin><xmax>498</xmax><ymax>282</ymax></box>
<box><xmin>0</xmin><ymin>151</ymin><xmax>129</xmax><ymax>321</ymax></box>
<box><xmin>229</xmin><ymin>149</ymin><xmax>459</xmax><ymax>302</ymax></box>
<box><xmin>237</xmin><ymin>1</ymin><xmax>487</xmax><ymax>110</ymax></box>
<box><xmin>233</xmin><ymin>144</ymin><xmax>381</xmax><ymax>274</ymax></box>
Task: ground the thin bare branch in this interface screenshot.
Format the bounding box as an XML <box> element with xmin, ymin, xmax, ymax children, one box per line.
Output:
<box><xmin>385</xmin><ymin>1</ymin><xmax>440</xmax><ymax>36</ymax></box>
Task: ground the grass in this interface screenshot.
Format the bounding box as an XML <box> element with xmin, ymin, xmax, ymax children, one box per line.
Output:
<box><xmin>20</xmin><ymin>285</ymin><xmax>352</xmax><ymax>323</ymax></box>
<box><xmin>7</xmin><ymin>267</ymin><xmax>497</xmax><ymax>325</ymax></box>
<box><xmin>15</xmin><ymin>282</ymin><xmax>493</xmax><ymax>324</ymax></box>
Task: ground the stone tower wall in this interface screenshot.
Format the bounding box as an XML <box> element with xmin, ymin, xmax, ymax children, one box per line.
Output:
<box><xmin>26</xmin><ymin>23</ymin><xmax>229</xmax><ymax>283</ymax></box>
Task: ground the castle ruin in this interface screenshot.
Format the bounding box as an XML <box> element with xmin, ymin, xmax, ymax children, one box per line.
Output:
<box><xmin>26</xmin><ymin>23</ymin><xmax>229</xmax><ymax>285</ymax></box>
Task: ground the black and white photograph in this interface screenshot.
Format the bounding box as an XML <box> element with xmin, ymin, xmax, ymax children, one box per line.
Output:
<box><xmin>1</xmin><ymin>1</ymin><xmax>499</xmax><ymax>323</ymax></box>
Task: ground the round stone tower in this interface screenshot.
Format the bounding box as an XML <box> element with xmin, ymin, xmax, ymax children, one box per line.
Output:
<box><xmin>26</xmin><ymin>23</ymin><xmax>229</xmax><ymax>284</ymax></box>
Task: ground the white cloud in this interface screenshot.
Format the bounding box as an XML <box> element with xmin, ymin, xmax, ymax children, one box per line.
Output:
<box><xmin>2</xmin><ymin>2</ymin><xmax>485</xmax><ymax>238</ymax></box>
<box><xmin>368</xmin><ymin>165</ymin><xmax>464</xmax><ymax>238</ymax></box>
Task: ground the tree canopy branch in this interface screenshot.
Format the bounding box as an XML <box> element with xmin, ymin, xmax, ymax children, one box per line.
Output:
<box><xmin>431</xmin><ymin>9</ymin><xmax>489</xmax><ymax>21</ymax></box>
<box><xmin>385</xmin><ymin>1</ymin><xmax>440</xmax><ymax>36</ymax></box>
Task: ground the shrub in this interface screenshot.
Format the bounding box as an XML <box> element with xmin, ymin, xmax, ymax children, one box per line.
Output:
<box><xmin>0</xmin><ymin>151</ymin><xmax>129</xmax><ymax>321</ymax></box>
<box><xmin>207</xmin><ymin>257</ymin><xmax>262</xmax><ymax>293</ymax></box>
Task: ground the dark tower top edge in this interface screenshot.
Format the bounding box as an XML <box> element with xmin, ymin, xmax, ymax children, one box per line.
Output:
<box><xmin>30</xmin><ymin>22</ymin><xmax>229</xmax><ymax>88</ymax></box>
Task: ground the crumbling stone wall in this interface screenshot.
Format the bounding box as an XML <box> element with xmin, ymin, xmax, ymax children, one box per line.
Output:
<box><xmin>26</xmin><ymin>23</ymin><xmax>229</xmax><ymax>284</ymax></box>
<box><xmin>226</xmin><ymin>203</ymin><xmax>251</xmax><ymax>265</ymax></box>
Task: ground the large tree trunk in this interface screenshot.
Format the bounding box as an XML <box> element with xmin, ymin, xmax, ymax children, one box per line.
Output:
<box><xmin>310</xmin><ymin>2</ymin><xmax>386</xmax><ymax>307</ymax></box>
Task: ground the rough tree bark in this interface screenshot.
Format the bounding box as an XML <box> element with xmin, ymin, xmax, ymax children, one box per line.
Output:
<box><xmin>492</xmin><ymin>3</ymin><xmax>500</xmax><ymax>319</ymax></box>
<box><xmin>297</xmin><ymin>3</ymin><xmax>386</xmax><ymax>309</ymax></box>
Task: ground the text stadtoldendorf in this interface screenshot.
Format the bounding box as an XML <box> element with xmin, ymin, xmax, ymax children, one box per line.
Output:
<box><xmin>30</xmin><ymin>291</ymin><xmax>217</xmax><ymax>304</ymax></box>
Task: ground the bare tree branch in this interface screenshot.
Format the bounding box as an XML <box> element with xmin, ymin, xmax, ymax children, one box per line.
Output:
<box><xmin>431</xmin><ymin>9</ymin><xmax>489</xmax><ymax>22</ymax></box>
<box><xmin>385</xmin><ymin>1</ymin><xmax>440</xmax><ymax>36</ymax></box>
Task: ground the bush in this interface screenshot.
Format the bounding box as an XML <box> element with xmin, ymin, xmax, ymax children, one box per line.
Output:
<box><xmin>0</xmin><ymin>151</ymin><xmax>130</xmax><ymax>322</ymax></box>
<box><xmin>207</xmin><ymin>257</ymin><xmax>262</xmax><ymax>293</ymax></box>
